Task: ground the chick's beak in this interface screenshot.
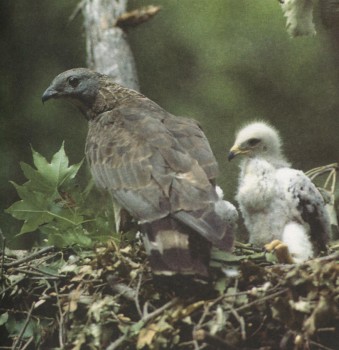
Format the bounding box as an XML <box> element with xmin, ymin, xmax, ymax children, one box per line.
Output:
<box><xmin>42</xmin><ymin>87</ymin><xmax>58</xmax><ymax>103</ymax></box>
<box><xmin>228</xmin><ymin>145</ymin><xmax>247</xmax><ymax>161</ymax></box>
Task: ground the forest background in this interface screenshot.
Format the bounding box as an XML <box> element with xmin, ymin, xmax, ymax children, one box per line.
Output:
<box><xmin>1</xmin><ymin>0</ymin><xmax>338</xmax><ymax>245</ymax></box>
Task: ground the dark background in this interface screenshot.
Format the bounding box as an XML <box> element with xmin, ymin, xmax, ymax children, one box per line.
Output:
<box><xmin>1</xmin><ymin>0</ymin><xmax>338</xmax><ymax>244</ymax></box>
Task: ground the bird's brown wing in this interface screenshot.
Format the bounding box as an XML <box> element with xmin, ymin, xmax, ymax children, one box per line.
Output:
<box><xmin>163</xmin><ymin>116</ymin><xmax>219</xmax><ymax>185</ymax></box>
<box><xmin>85</xmin><ymin>97</ymin><xmax>230</xmax><ymax>247</ymax></box>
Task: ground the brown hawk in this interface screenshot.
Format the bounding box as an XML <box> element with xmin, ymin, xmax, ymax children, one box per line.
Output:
<box><xmin>42</xmin><ymin>68</ymin><xmax>237</xmax><ymax>278</ymax></box>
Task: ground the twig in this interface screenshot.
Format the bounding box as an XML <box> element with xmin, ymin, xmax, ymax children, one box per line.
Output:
<box><xmin>0</xmin><ymin>228</ymin><xmax>5</xmax><ymax>281</ymax></box>
<box><xmin>69</xmin><ymin>0</ymin><xmax>86</xmax><ymax>22</ymax></box>
<box><xmin>4</xmin><ymin>246</ymin><xmax>55</xmax><ymax>267</ymax></box>
<box><xmin>20</xmin><ymin>336</ymin><xmax>34</xmax><ymax>350</ymax></box>
<box><xmin>230</xmin><ymin>305</ymin><xmax>246</xmax><ymax>341</ymax></box>
<box><xmin>306</xmin><ymin>163</ymin><xmax>338</xmax><ymax>180</ymax></box>
<box><xmin>116</xmin><ymin>5</ymin><xmax>161</xmax><ymax>30</ymax></box>
<box><xmin>205</xmin><ymin>288</ymin><xmax>256</xmax><ymax>312</ymax></box>
<box><xmin>0</xmin><ymin>276</ymin><xmax>25</xmax><ymax>296</ymax></box>
<box><xmin>30</xmin><ymin>266</ymin><xmax>63</xmax><ymax>278</ymax></box>
<box><xmin>34</xmin><ymin>251</ymin><xmax>63</xmax><ymax>268</ymax></box>
<box><xmin>234</xmin><ymin>241</ymin><xmax>263</xmax><ymax>252</ymax></box>
<box><xmin>105</xmin><ymin>334</ymin><xmax>128</xmax><ymax>350</ymax></box>
<box><xmin>316</xmin><ymin>327</ymin><xmax>336</xmax><ymax>333</ymax></box>
<box><xmin>194</xmin><ymin>329</ymin><xmax>239</xmax><ymax>350</ymax></box>
<box><xmin>11</xmin><ymin>302</ymin><xmax>35</xmax><ymax>350</ymax></box>
<box><xmin>142</xmin><ymin>300</ymin><xmax>150</xmax><ymax>318</ymax></box>
<box><xmin>54</xmin><ymin>282</ymin><xmax>65</xmax><ymax>349</ymax></box>
<box><xmin>265</xmin><ymin>252</ymin><xmax>339</xmax><ymax>276</ymax></box>
<box><xmin>134</xmin><ymin>272</ymin><xmax>143</xmax><ymax>318</ymax></box>
<box><xmin>106</xmin><ymin>273</ymin><xmax>136</xmax><ymax>301</ymax></box>
<box><xmin>106</xmin><ymin>299</ymin><xmax>180</xmax><ymax>350</ymax></box>
<box><xmin>178</xmin><ymin>340</ymin><xmax>206</xmax><ymax>349</ymax></box>
<box><xmin>234</xmin><ymin>288</ymin><xmax>288</xmax><ymax>313</ymax></box>
<box><xmin>196</xmin><ymin>303</ymin><xmax>212</xmax><ymax>329</ymax></box>
<box><xmin>247</xmin><ymin>315</ymin><xmax>267</xmax><ymax>340</ymax></box>
<box><xmin>11</xmin><ymin>267</ymin><xmax>61</xmax><ymax>279</ymax></box>
<box><xmin>142</xmin><ymin>297</ymin><xmax>179</xmax><ymax>324</ymax></box>
<box><xmin>311</xmin><ymin>252</ymin><xmax>339</xmax><ymax>262</ymax></box>
<box><xmin>308</xmin><ymin>340</ymin><xmax>335</xmax><ymax>350</ymax></box>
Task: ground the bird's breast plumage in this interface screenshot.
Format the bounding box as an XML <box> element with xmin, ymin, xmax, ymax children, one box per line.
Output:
<box><xmin>237</xmin><ymin>158</ymin><xmax>277</xmax><ymax>211</ymax></box>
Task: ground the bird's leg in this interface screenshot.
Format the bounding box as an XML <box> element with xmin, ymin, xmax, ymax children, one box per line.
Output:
<box><xmin>264</xmin><ymin>240</ymin><xmax>294</xmax><ymax>264</ymax></box>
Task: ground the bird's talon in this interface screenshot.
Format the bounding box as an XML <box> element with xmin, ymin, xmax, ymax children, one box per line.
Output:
<box><xmin>264</xmin><ymin>240</ymin><xmax>294</xmax><ymax>264</ymax></box>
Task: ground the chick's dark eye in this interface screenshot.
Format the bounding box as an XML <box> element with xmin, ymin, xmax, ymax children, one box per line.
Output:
<box><xmin>248</xmin><ymin>138</ymin><xmax>261</xmax><ymax>147</ymax></box>
<box><xmin>68</xmin><ymin>77</ymin><xmax>80</xmax><ymax>88</ymax></box>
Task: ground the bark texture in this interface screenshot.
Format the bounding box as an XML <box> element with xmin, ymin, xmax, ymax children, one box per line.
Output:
<box><xmin>82</xmin><ymin>0</ymin><xmax>139</xmax><ymax>90</ymax></box>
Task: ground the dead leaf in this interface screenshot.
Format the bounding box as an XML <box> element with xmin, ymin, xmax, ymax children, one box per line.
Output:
<box><xmin>137</xmin><ymin>324</ymin><xmax>157</xmax><ymax>349</ymax></box>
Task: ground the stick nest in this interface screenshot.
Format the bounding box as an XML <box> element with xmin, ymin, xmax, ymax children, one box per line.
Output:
<box><xmin>1</xmin><ymin>239</ymin><xmax>338</xmax><ymax>350</ymax></box>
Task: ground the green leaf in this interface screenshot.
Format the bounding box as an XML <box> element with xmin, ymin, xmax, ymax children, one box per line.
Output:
<box><xmin>32</xmin><ymin>143</ymin><xmax>83</xmax><ymax>190</ymax></box>
<box><xmin>214</xmin><ymin>277</ymin><xmax>228</xmax><ymax>295</ymax></box>
<box><xmin>6</xmin><ymin>142</ymin><xmax>116</xmax><ymax>248</ymax></box>
<box><xmin>0</xmin><ymin>312</ymin><xmax>9</xmax><ymax>326</ymax></box>
<box><xmin>6</xmin><ymin>143</ymin><xmax>84</xmax><ymax>236</ymax></box>
<box><xmin>20</xmin><ymin>162</ymin><xmax>55</xmax><ymax>195</ymax></box>
<box><xmin>211</xmin><ymin>249</ymin><xmax>247</xmax><ymax>262</ymax></box>
<box><xmin>6</xmin><ymin>184</ymin><xmax>55</xmax><ymax>234</ymax></box>
<box><xmin>41</xmin><ymin>225</ymin><xmax>93</xmax><ymax>248</ymax></box>
<box><xmin>6</xmin><ymin>314</ymin><xmax>39</xmax><ymax>341</ymax></box>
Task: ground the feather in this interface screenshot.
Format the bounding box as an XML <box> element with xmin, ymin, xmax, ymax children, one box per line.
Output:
<box><xmin>230</xmin><ymin>121</ymin><xmax>330</xmax><ymax>262</ymax></box>
<box><xmin>43</xmin><ymin>68</ymin><xmax>237</xmax><ymax>278</ymax></box>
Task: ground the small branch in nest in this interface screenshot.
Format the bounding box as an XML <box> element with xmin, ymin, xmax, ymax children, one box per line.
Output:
<box><xmin>105</xmin><ymin>334</ymin><xmax>128</xmax><ymax>350</ymax></box>
<box><xmin>20</xmin><ymin>336</ymin><xmax>34</xmax><ymax>350</ymax></box>
<box><xmin>229</xmin><ymin>305</ymin><xmax>246</xmax><ymax>341</ymax></box>
<box><xmin>116</xmin><ymin>5</ymin><xmax>161</xmax><ymax>30</ymax></box>
<box><xmin>11</xmin><ymin>267</ymin><xmax>60</xmax><ymax>279</ymax></box>
<box><xmin>306</xmin><ymin>162</ymin><xmax>338</xmax><ymax>193</ymax></box>
<box><xmin>234</xmin><ymin>288</ymin><xmax>288</xmax><ymax>313</ymax></box>
<box><xmin>194</xmin><ymin>329</ymin><xmax>239</xmax><ymax>350</ymax></box>
<box><xmin>106</xmin><ymin>273</ymin><xmax>137</xmax><ymax>301</ymax></box>
<box><xmin>105</xmin><ymin>298</ymin><xmax>179</xmax><ymax>350</ymax></box>
<box><xmin>311</xmin><ymin>252</ymin><xmax>339</xmax><ymax>262</ymax></box>
<box><xmin>141</xmin><ymin>297</ymin><xmax>179</xmax><ymax>324</ymax></box>
<box><xmin>4</xmin><ymin>246</ymin><xmax>55</xmax><ymax>268</ymax></box>
<box><xmin>234</xmin><ymin>241</ymin><xmax>263</xmax><ymax>252</ymax></box>
<box><xmin>30</xmin><ymin>266</ymin><xmax>63</xmax><ymax>278</ymax></box>
<box><xmin>11</xmin><ymin>302</ymin><xmax>35</xmax><ymax>350</ymax></box>
<box><xmin>134</xmin><ymin>272</ymin><xmax>143</xmax><ymax>318</ymax></box>
<box><xmin>0</xmin><ymin>276</ymin><xmax>25</xmax><ymax>296</ymax></box>
<box><xmin>0</xmin><ymin>228</ymin><xmax>5</xmax><ymax>281</ymax></box>
<box><xmin>308</xmin><ymin>340</ymin><xmax>336</xmax><ymax>350</ymax></box>
<box><xmin>54</xmin><ymin>282</ymin><xmax>65</xmax><ymax>349</ymax></box>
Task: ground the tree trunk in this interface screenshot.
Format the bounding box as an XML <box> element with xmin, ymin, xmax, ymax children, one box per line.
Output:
<box><xmin>82</xmin><ymin>0</ymin><xmax>139</xmax><ymax>91</ymax></box>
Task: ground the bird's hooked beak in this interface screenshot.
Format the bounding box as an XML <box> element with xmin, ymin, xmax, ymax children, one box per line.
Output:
<box><xmin>41</xmin><ymin>87</ymin><xmax>59</xmax><ymax>103</ymax></box>
<box><xmin>228</xmin><ymin>145</ymin><xmax>249</xmax><ymax>161</ymax></box>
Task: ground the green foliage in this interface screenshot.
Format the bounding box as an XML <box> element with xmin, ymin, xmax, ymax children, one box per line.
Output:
<box><xmin>6</xmin><ymin>143</ymin><xmax>116</xmax><ymax>248</ymax></box>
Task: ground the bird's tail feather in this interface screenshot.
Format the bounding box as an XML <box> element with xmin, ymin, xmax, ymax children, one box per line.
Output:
<box><xmin>141</xmin><ymin>217</ymin><xmax>210</xmax><ymax>278</ymax></box>
<box><xmin>173</xmin><ymin>202</ymin><xmax>235</xmax><ymax>250</ymax></box>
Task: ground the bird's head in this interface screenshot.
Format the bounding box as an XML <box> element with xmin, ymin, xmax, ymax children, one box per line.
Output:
<box><xmin>42</xmin><ymin>68</ymin><xmax>103</xmax><ymax>116</ymax></box>
<box><xmin>228</xmin><ymin>121</ymin><xmax>283</xmax><ymax>161</ymax></box>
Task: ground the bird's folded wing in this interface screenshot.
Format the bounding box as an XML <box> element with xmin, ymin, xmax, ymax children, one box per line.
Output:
<box><xmin>163</xmin><ymin>116</ymin><xmax>219</xmax><ymax>183</ymax></box>
<box><xmin>281</xmin><ymin>170</ymin><xmax>331</xmax><ymax>253</ymax></box>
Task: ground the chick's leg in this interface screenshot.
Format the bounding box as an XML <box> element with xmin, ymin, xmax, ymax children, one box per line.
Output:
<box><xmin>264</xmin><ymin>240</ymin><xmax>294</xmax><ymax>264</ymax></box>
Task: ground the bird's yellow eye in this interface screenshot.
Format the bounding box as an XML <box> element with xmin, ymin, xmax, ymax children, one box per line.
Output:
<box><xmin>68</xmin><ymin>76</ymin><xmax>80</xmax><ymax>88</ymax></box>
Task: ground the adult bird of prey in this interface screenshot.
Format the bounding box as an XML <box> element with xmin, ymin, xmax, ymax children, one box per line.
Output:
<box><xmin>42</xmin><ymin>68</ymin><xmax>237</xmax><ymax>278</ymax></box>
<box><xmin>228</xmin><ymin>121</ymin><xmax>330</xmax><ymax>263</ymax></box>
